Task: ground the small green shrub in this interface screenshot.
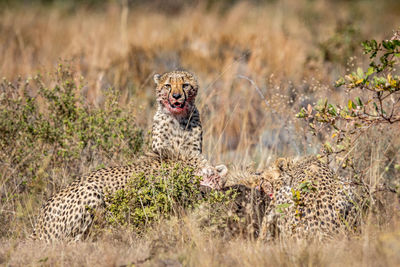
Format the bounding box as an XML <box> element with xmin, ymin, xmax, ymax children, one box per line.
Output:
<box><xmin>105</xmin><ymin>162</ymin><xmax>235</xmax><ymax>232</ymax></box>
<box><xmin>105</xmin><ymin>174</ymin><xmax>268</xmax><ymax>239</ymax></box>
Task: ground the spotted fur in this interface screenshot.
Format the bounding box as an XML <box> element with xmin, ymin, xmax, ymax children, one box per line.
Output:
<box><xmin>259</xmin><ymin>156</ymin><xmax>360</xmax><ymax>241</ymax></box>
<box><xmin>152</xmin><ymin>70</ymin><xmax>202</xmax><ymax>157</ymax></box>
<box><xmin>31</xmin><ymin>152</ymin><xmax>227</xmax><ymax>242</ymax></box>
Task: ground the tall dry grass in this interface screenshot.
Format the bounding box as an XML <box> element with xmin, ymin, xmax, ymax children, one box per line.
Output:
<box><xmin>1</xmin><ymin>0</ymin><xmax>400</xmax><ymax>266</ymax></box>
<box><xmin>1</xmin><ymin>0</ymin><xmax>398</xmax><ymax>164</ymax></box>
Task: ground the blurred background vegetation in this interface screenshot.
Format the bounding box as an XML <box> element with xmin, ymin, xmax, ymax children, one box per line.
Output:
<box><xmin>0</xmin><ymin>0</ymin><xmax>400</xmax><ymax>265</ymax></box>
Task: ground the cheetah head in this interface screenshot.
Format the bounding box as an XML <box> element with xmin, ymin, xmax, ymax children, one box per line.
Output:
<box><xmin>154</xmin><ymin>71</ymin><xmax>198</xmax><ymax>117</ymax></box>
<box><xmin>197</xmin><ymin>164</ymin><xmax>228</xmax><ymax>190</ymax></box>
<box><xmin>254</xmin><ymin>158</ymin><xmax>292</xmax><ymax>198</ymax></box>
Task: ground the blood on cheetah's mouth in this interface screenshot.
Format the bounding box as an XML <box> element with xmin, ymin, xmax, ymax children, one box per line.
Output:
<box><xmin>167</xmin><ymin>97</ymin><xmax>187</xmax><ymax>112</ymax></box>
<box><xmin>166</xmin><ymin>90</ymin><xmax>187</xmax><ymax>113</ymax></box>
<box><xmin>169</xmin><ymin>100</ymin><xmax>186</xmax><ymax>110</ymax></box>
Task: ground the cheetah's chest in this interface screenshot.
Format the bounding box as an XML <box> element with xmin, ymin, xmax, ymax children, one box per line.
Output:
<box><xmin>152</xmin><ymin>110</ymin><xmax>202</xmax><ymax>154</ymax></box>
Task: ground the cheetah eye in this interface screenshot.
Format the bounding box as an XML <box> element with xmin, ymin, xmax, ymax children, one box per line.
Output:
<box><xmin>182</xmin><ymin>83</ymin><xmax>191</xmax><ymax>90</ymax></box>
<box><xmin>164</xmin><ymin>84</ymin><xmax>171</xmax><ymax>90</ymax></box>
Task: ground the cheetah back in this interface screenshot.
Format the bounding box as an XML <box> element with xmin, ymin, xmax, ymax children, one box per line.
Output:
<box><xmin>32</xmin><ymin>153</ymin><xmax>224</xmax><ymax>242</ymax></box>
<box><xmin>260</xmin><ymin>157</ymin><xmax>358</xmax><ymax>241</ymax></box>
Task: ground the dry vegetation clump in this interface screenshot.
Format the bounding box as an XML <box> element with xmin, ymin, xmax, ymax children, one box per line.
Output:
<box><xmin>0</xmin><ymin>0</ymin><xmax>400</xmax><ymax>266</ymax></box>
<box><xmin>0</xmin><ymin>64</ymin><xmax>145</xmax><ymax>238</ymax></box>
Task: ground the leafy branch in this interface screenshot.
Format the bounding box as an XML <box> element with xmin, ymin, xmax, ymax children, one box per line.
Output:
<box><xmin>297</xmin><ymin>29</ymin><xmax>400</xmax><ymax>165</ymax></box>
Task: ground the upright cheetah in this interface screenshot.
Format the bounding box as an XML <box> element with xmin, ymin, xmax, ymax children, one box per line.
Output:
<box><xmin>32</xmin><ymin>151</ymin><xmax>227</xmax><ymax>242</ymax></box>
<box><xmin>152</xmin><ymin>71</ymin><xmax>202</xmax><ymax>157</ymax></box>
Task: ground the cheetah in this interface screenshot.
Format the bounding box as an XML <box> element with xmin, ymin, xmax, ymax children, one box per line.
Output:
<box><xmin>152</xmin><ymin>71</ymin><xmax>202</xmax><ymax>157</ymax></box>
<box><xmin>257</xmin><ymin>156</ymin><xmax>361</xmax><ymax>241</ymax></box>
<box><xmin>31</xmin><ymin>151</ymin><xmax>227</xmax><ymax>242</ymax></box>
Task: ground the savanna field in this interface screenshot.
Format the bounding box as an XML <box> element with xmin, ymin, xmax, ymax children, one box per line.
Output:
<box><xmin>1</xmin><ymin>0</ymin><xmax>400</xmax><ymax>266</ymax></box>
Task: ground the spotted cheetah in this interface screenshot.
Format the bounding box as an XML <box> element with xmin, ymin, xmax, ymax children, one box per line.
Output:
<box><xmin>31</xmin><ymin>151</ymin><xmax>227</xmax><ymax>242</ymax></box>
<box><xmin>152</xmin><ymin>71</ymin><xmax>202</xmax><ymax>157</ymax></box>
<box><xmin>258</xmin><ymin>156</ymin><xmax>360</xmax><ymax>241</ymax></box>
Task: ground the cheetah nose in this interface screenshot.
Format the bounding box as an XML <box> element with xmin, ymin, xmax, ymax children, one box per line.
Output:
<box><xmin>172</xmin><ymin>93</ymin><xmax>182</xmax><ymax>100</ymax></box>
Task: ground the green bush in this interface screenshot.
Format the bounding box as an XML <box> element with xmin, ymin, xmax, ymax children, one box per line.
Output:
<box><xmin>0</xmin><ymin>64</ymin><xmax>144</xmax><ymax>237</ymax></box>
<box><xmin>104</xmin><ymin>166</ymin><xmax>267</xmax><ymax>239</ymax></box>
<box><xmin>105</xmin><ymin>162</ymin><xmax>235</xmax><ymax>232</ymax></box>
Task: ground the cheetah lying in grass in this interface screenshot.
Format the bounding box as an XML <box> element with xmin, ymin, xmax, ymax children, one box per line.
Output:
<box><xmin>256</xmin><ymin>156</ymin><xmax>361</xmax><ymax>241</ymax></box>
<box><xmin>31</xmin><ymin>151</ymin><xmax>227</xmax><ymax>242</ymax></box>
<box><xmin>225</xmin><ymin>156</ymin><xmax>362</xmax><ymax>241</ymax></box>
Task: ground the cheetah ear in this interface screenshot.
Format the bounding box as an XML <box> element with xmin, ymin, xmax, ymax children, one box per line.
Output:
<box><xmin>275</xmin><ymin>158</ymin><xmax>290</xmax><ymax>171</ymax></box>
<box><xmin>216</xmin><ymin>164</ymin><xmax>228</xmax><ymax>177</ymax></box>
<box><xmin>153</xmin><ymin>74</ymin><xmax>161</xmax><ymax>85</ymax></box>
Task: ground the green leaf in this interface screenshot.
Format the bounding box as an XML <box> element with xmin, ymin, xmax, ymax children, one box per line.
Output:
<box><xmin>355</xmin><ymin>97</ymin><xmax>363</xmax><ymax>107</ymax></box>
<box><xmin>392</xmin><ymin>40</ymin><xmax>400</xmax><ymax>46</ymax></box>
<box><xmin>324</xmin><ymin>142</ymin><xmax>333</xmax><ymax>153</ymax></box>
<box><xmin>356</xmin><ymin>67</ymin><xmax>364</xmax><ymax>79</ymax></box>
<box><xmin>277</xmin><ymin>203</ymin><xmax>291</xmax><ymax>209</ymax></box>
<box><xmin>296</xmin><ymin>108</ymin><xmax>307</xmax><ymax>118</ymax></box>
<box><xmin>335</xmin><ymin>77</ymin><xmax>346</xmax><ymax>87</ymax></box>
<box><xmin>276</xmin><ymin>203</ymin><xmax>291</xmax><ymax>213</ymax></box>
<box><xmin>337</xmin><ymin>144</ymin><xmax>345</xmax><ymax>150</ymax></box>
<box><xmin>348</xmin><ymin>100</ymin><xmax>356</xmax><ymax>110</ymax></box>
<box><xmin>38</xmin><ymin>257</ymin><xmax>49</xmax><ymax>263</ymax></box>
<box><xmin>361</xmin><ymin>41</ymin><xmax>371</xmax><ymax>52</ymax></box>
<box><xmin>373</xmin><ymin>102</ymin><xmax>379</xmax><ymax>112</ymax></box>
<box><xmin>365</xmin><ymin>67</ymin><xmax>374</xmax><ymax>77</ymax></box>
<box><xmin>328</xmin><ymin>104</ymin><xmax>337</xmax><ymax>116</ymax></box>
<box><xmin>382</xmin><ymin>40</ymin><xmax>391</xmax><ymax>50</ymax></box>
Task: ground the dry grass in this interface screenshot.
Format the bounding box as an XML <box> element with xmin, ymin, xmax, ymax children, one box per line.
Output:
<box><xmin>1</xmin><ymin>210</ymin><xmax>400</xmax><ymax>266</ymax></box>
<box><xmin>1</xmin><ymin>0</ymin><xmax>400</xmax><ymax>266</ymax></box>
